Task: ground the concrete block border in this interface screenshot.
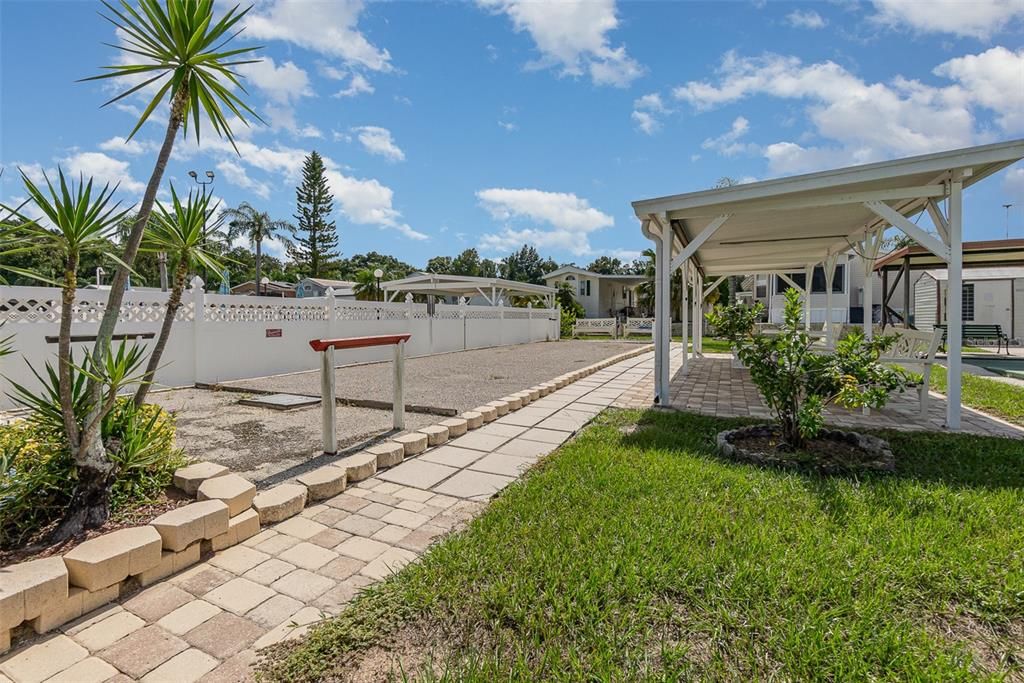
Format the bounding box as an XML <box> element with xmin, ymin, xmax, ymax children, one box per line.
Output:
<box><xmin>0</xmin><ymin>343</ymin><xmax>652</xmax><ymax>653</ymax></box>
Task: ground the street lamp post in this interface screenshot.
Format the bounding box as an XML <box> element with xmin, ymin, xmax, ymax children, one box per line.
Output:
<box><xmin>1004</xmin><ymin>203</ymin><xmax>1015</xmax><ymax>239</ymax></box>
<box><xmin>374</xmin><ymin>268</ymin><xmax>384</xmax><ymax>301</ymax></box>
<box><xmin>180</xmin><ymin>170</ymin><xmax>215</xmax><ymax>292</ymax></box>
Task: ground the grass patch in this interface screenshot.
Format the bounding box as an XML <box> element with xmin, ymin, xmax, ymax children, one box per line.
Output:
<box><xmin>930</xmin><ymin>365</ymin><xmax>1024</xmax><ymax>427</ymax></box>
<box><xmin>264</xmin><ymin>410</ymin><xmax>1024</xmax><ymax>681</ymax></box>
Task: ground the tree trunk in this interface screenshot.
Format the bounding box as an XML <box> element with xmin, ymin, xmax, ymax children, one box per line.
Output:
<box><xmin>254</xmin><ymin>238</ymin><xmax>262</xmax><ymax>296</ymax></box>
<box><xmin>58</xmin><ymin>254</ymin><xmax>80</xmax><ymax>450</ymax></box>
<box><xmin>133</xmin><ymin>259</ymin><xmax>188</xmax><ymax>407</ymax></box>
<box><xmin>66</xmin><ymin>80</ymin><xmax>188</xmax><ymax>536</ymax></box>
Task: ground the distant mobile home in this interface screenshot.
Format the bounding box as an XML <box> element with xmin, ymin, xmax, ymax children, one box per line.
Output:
<box><xmin>914</xmin><ymin>267</ymin><xmax>1024</xmax><ymax>341</ymax></box>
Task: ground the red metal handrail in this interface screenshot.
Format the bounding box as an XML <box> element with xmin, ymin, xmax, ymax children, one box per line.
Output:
<box><xmin>309</xmin><ymin>333</ymin><xmax>412</xmax><ymax>352</ymax></box>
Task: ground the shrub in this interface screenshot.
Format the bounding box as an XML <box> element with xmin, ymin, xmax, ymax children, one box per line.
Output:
<box><xmin>560</xmin><ymin>308</ymin><xmax>578</xmax><ymax>338</ymax></box>
<box><xmin>706</xmin><ymin>289</ymin><xmax>909</xmax><ymax>449</ymax></box>
<box><xmin>0</xmin><ymin>399</ymin><xmax>185</xmax><ymax>548</ymax></box>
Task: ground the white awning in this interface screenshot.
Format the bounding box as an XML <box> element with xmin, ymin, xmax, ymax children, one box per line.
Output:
<box><xmin>380</xmin><ymin>273</ymin><xmax>555</xmax><ymax>305</ymax></box>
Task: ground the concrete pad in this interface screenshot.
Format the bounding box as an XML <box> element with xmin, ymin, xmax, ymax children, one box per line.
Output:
<box><xmin>419</xmin><ymin>445</ymin><xmax>487</xmax><ymax>469</ymax></box>
<box><xmin>172</xmin><ymin>462</ymin><xmax>229</xmax><ymax>497</ymax></box>
<box><xmin>197</xmin><ymin>474</ymin><xmax>256</xmax><ymax>517</ymax></box>
<box><xmin>376</xmin><ymin>459</ymin><xmax>458</xmax><ymax>489</ymax></box>
<box><xmin>432</xmin><ymin>470</ymin><xmax>515</xmax><ymax>499</ymax></box>
<box><xmin>449</xmin><ymin>432</ymin><xmax>511</xmax><ymax>453</ymax></box>
<box><xmin>296</xmin><ymin>466</ymin><xmax>347</xmax><ymax>500</ymax></box>
<box><xmin>496</xmin><ymin>438</ymin><xmax>556</xmax><ymax>459</ymax></box>
<box><xmin>519</xmin><ymin>427</ymin><xmax>572</xmax><ymax>445</ymax></box>
<box><xmin>236</xmin><ymin>393</ymin><xmax>319</xmax><ymax>411</ymax></box>
<box><xmin>469</xmin><ymin>453</ymin><xmax>535</xmax><ymax>477</ymax></box>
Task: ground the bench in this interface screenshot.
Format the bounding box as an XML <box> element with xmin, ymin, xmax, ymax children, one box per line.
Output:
<box><xmin>935</xmin><ymin>323</ymin><xmax>1010</xmax><ymax>355</ymax></box>
<box><xmin>574</xmin><ymin>318</ymin><xmax>617</xmax><ymax>338</ymax></box>
<box><xmin>880</xmin><ymin>327</ymin><xmax>944</xmax><ymax>416</ymax></box>
<box><xmin>623</xmin><ymin>317</ymin><xmax>654</xmax><ymax>337</ymax></box>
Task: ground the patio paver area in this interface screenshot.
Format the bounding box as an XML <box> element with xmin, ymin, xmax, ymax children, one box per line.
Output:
<box><xmin>0</xmin><ymin>352</ymin><xmax>657</xmax><ymax>683</ymax></box>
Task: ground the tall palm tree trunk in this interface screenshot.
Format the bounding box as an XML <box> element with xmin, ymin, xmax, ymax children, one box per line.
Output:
<box><xmin>56</xmin><ymin>82</ymin><xmax>189</xmax><ymax>541</ymax></box>
<box><xmin>133</xmin><ymin>259</ymin><xmax>188</xmax><ymax>407</ymax></box>
<box><xmin>58</xmin><ymin>254</ymin><xmax>81</xmax><ymax>451</ymax></box>
<box><xmin>254</xmin><ymin>238</ymin><xmax>262</xmax><ymax>296</ymax></box>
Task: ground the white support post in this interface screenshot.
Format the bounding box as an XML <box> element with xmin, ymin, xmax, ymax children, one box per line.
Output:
<box><xmin>860</xmin><ymin>231</ymin><xmax>882</xmax><ymax>340</ymax></box>
<box><xmin>653</xmin><ymin>235</ymin><xmax>665</xmax><ymax>403</ymax></box>
<box><xmin>693</xmin><ymin>269</ymin><xmax>702</xmax><ymax>355</ymax></box>
<box><xmin>947</xmin><ymin>179</ymin><xmax>963</xmax><ymax>430</ymax></box>
<box><xmin>393</xmin><ymin>339</ymin><xmax>406</xmax><ymax>430</ymax></box>
<box><xmin>325</xmin><ymin>287</ymin><xmax>337</xmax><ymax>339</ymax></box>
<box><xmin>658</xmin><ymin>222</ymin><xmax>673</xmax><ymax>400</ymax></box>
<box><xmin>321</xmin><ymin>346</ymin><xmax>337</xmax><ymax>454</ymax></box>
<box><xmin>681</xmin><ymin>260</ymin><xmax>689</xmax><ymax>373</ymax></box>
<box><xmin>804</xmin><ymin>264</ymin><xmax>813</xmax><ymax>330</ymax></box>
<box><xmin>823</xmin><ymin>254</ymin><xmax>838</xmax><ymax>337</ymax></box>
<box><xmin>189</xmin><ymin>276</ymin><xmax>205</xmax><ymax>385</ymax></box>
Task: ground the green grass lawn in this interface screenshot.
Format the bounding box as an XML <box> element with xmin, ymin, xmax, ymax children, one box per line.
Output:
<box><xmin>265</xmin><ymin>410</ymin><xmax>1024</xmax><ymax>682</ymax></box>
<box><xmin>930</xmin><ymin>365</ymin><xmax>1024</xmax><ymax>427</ymax></box>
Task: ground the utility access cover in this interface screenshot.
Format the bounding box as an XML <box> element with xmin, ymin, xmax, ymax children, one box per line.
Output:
<box><xmin>238</xmin><ymin>393</ymin><xmax>321</xmax><ymax>411</ymax></box>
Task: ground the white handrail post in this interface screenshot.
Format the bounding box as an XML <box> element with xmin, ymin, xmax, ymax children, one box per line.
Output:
<box><xmin>190</xmin><ymin>276</ymin><xmax>205</xmax><ymax>384</ymax></box>
<box><xmin>321</xmin><ymin>346</ymin><xmax>337</xmax><ymax>454</ymax></box>
<box><xmin>393</xmin><ymin>339</ymin><xmax>405</xmax><ymax>430</ymax></box>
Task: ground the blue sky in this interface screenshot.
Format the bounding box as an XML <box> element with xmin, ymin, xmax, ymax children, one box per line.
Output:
<box><xmin>1</xmin><ymin>0</ymin><xmax>1023</xmax><ymax>269</ymax></box>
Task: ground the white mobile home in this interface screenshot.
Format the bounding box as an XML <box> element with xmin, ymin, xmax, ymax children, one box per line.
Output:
<box><xmin>543</xmin><ymin>266</ymin><xmax>646</xmax><ymax>319</ymax></box>
<box><xmin>914</xmin><ymin>267</ymin><xmax>1024</xmax><ymax>340</ymax></box>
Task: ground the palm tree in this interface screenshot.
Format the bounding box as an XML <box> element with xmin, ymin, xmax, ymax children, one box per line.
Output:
<box><xmin>133</xmin><ymin>185</ymin><xmax>227</xmax><ymax>406</ymax></box>
<box><xmin>2</xmin><ymin>169</ymin><xmax>128</xmax><ymax>452</ymax></box>
<box><xmin>222</xmin><ymin>202</ymin><xmax>293</xmax><ymax>296</ymax></box>
<box><xmin>352</xmin><ymin>267</ymin><xmax>384</xmax><ymax>301</ymax></box>
<box><xmin>66</xmin><ymin>0</ymin><xmax>262</xmax><ymax>535</ymax></box>
<box><xmin>636</xmin><ymin>248</ymin><xmax>683</xmax><ymax>319</ymax></box>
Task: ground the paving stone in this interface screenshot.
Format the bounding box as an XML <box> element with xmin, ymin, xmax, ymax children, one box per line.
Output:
<box><xmin>418</xmin><ymin>425</ymin><xmax>449</xmax><ymax>447</ymax></box>
<box><xmin>312</xmin><ymin>576</ymin><xmax>374</xmax><ymax>615</ymax></box>
<box><xmin>156</xmin><ymin>600</ymin><xmax>221</xmax><ymax>636</ymax></box>
<box><xmin>511</xmin><ymin>390</ymin><xmax>533</xmax><ymax>406</ymax></box>
<box><xmin>310</xmin><ymin>528</ymin><xmax>349</xmax><ymax>549</ymax></box>
<box><xmin>420</xmin><ymin>445</ymin><xmax>487</xmax><ymax>468</ymax></box>
<box><xmin>337</xmin><ymin>451</ymin><xmax>377</xmax><ymax>483</ymax></box>
<box><xmin>496</xmin><ymin>438</ymin><xmax>556</xmax><ymax>459</ymax></box>
<box><xmin>473</xmin><ymin>405</ymin><xmax>499</xmax><ymax>423</ymax></box>
<box><xmin>360</xmin><ymin>547</ymin><xmax>418</xmax><ymax>581</ymax></box>
<box><xmin>209</xmin><ymin>545</ymin><xmax>270</xmax><ymax>575</ymax></box>
<box><xmin>397</xmin><ymin>499</ymin><xmax>426</xmax><ymax>512</ymax></box>
<box><xmin>373</xmin><ymin>482</ymin><xmax>402</xmax><ymax>494</ymax></box>
<box><xmin>270</xmin><ymin>569</ymin><xmax>335</xmax><ymax>602</ymax></box>
<box><xmin>203</xmin><ymin>578</ymin><xmax>275</xmax><ymax>615</ymax></box>
<box><xmin>46</xmin><ymin>656</ymin><xmax>118</xmax><ymax>683</ymax></box>
<box><xmin>71</xmin><ymin>610</ymin><xmax>145</xmax><ymax>652</ymax></box>
<box><xmin>277</xmin><ymin>542</ymin><xmax>338</xmax><ymax>571</ymax></box>
<box><xmin>198</xmin><ymin>649</ymin><xmax>256</xmax><ymax>683</ymax></box>
<box><xmin>60</xmin><ymin>603</ymin><xmax>122</xmax><ymax>637</ymax></box>
<box><xmin>98</xmin><ymin>626</ymin><xmax>188</xmax><ymax>680</ymax></box>
<box><xmin>393</xmin><ymin>432</ymin><xmax>428</xmax><ymax>456</ymax></box>
<box><xmin>398</xmin><ymin>524</ymin><xmax>448</xmax><ymax>553</ymax></box>
<box><xmin>323</xmin><ymin>493</ymin><xmax>369</xmax><ymax>513</ymax></box>
<box><xmin>122</xmin><ymin>583</ymin><xmax>194</xmax><ymax>622</ymax></box>
<box><xmin>64</xmin><ymin>526</ymin><xmax>163</xmax><ymax>591</ymax></box>
<box><xmin>499</xmin><ymin>395</ymin><xmax>523</xmax><ymax>410</ymax></box>
<box><xmin>460</xmin><ymin>411</ymin><xmax>484</xmax><ymax>429</ymax></box>
<box><xmin>273</xmin><ymin>517</ymin><xmax>326</xmax><ymax>541</ymax></box>
<box><xmin>31</xmin><ymin>584</ymin><xmax>119</xmax><ymax>635</ymax></box>
<box><xmin>312</xmin><ymin>506</ymin><xmax>348</xmax><ymax>526</ymax></box>
<box><xmin>365</xmin><ymin>442</ymin><xmax>405</xmax><ymax>468</ymax></box>
<box><xmin>376</xmin><ymin>459</ymin><xmax>458</xmax><ymax>489</ymax></box>
<box><xmin>244</xmin><ymin>594</ymin><xmax>304</xmax><ymax>629</ymax></box>
<box><xmin>173</xmin><ymin>462</ymin><xmax>229</xmax><ymax>496</ymax></box>
<box><xmin>141</xmin><ymin>647</ymin><xmax>219</xmax><ymax>683</ymax></box>
<box><xmin>0</xmin><ymin>556</ymin><xmax>68</xmax><ymax>631</ymax></box>
<box><xmin>150</xmin><ymin>500</ymin><xmax>230</xmax><ymax>552</ymax></box>
<box><xmin>185</xmin><ymin>612</ymin><xmax>265</xmax><ymax>660</ymax></box>
<box><xmin>252</xmin><ymin>484</ymin><xmax>308</xmax><ymax>524</ymax></box>
<box><xmin>336</xmin><ymin>536</ymin><xmax>390</xmax><ymax>562</ymax></box>
<box><xmin>394</xmin><ymin>487</ymin><xmax>434</xmax><ymax>503</ymax></box>
<box><xmin>380</xmin><ymin>508</ymin><xmax>431</xmax><ymax>530</ymax></box>
<box><xmin>335</xmin><ymin>514</ymin><xmax>385</xmax><ymax>537</ymax></box>
<box><xmin>469</xmin><ymin>452</ymin><xmax>535</xmax><ymax>477</ymax></box>
<box><xmin>357</xmin><ymin>502</ymin><xmax>392</xmax><ymax>519</ymax></box>
<box><xmin>242</xmin><ymin>559</ymin><xmax>297</xmax><ymax>586</ymax></box>
<box><xmin>0</xmin><ymin>634</ymin><xmax>88</xmax><ymax>683</ymax></box>
<box><xmin>296</xmin><ymin>466</ymin><xmax>348</xmax><ymax>500</ymax></box>
<box><xmin>300</xmin><ymin>503</ymin><xmax>329</xmax><ymax>518</ymax></box>
<box><xmin>433</xmin><ymin>470</ymin><xmax>515</xmax><ymax>499</ymax></box>
<box><xmin>209</xmin><ymin>509</ymin><xmax>261</xmax><ymax>552</ymax></box>
<box><xmin>500</xmin><ymin>410</ymin><xmax>547</xmax><ymax>427</ymax></box>
<box><xmin>425</xmin><ymin>493</ymin><xmax>459</xmax><ymax>509</ymax></box>
<box><xmin>252</xmin><ymin>532</ymin><xmax>300</xmax><ymax>556</ymax></box>
<box><xmin>449</xmin><ymin>432</ymin><xmax>511</xmax><ymax>453</ymax></box>
<box><xmin>317</xmin><ymin>555</ymin><xmax>365</xmax><ymax>581</ymax></box>
<box><xmin>252</xmin><ymin>607</ymin><xmax>323</xmax><ymax>649</ymax></box>
<box><xmin>139</xmin><ymin>542</ymin><xmax>202</xmax><ymax>588</ymax></box>
<box><xmin>484</xmin><ymin>400</ymin><xmax>509</xmax><ymax>416</ymax></box>
<box><xmin>364</xmin><ymin>490</ymin><xmax>400</xmax><ymax>506</ymax></box>
<box><xmin>518</xmin><ymin>427</ymin><xmax>571</xmax><ymax>445</ymax></box>
<box><xmin>480</xmin><ymin>423</ymin><xmax>528</xmax><ymax>438</ymax></box>
<box><xmin>197</xmin><ymin>474</ymin><xmax>256</xmax><ymax>517</ymax></box>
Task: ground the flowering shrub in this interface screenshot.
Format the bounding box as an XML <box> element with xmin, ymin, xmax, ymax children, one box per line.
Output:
<box><xmin>706</xmin><ymin>289</ymin><xmax>909</xmax><ymax>450</ymax></box>
<box><xmin>0</xmin><ymin>400</ymin><xmax>185</xmax><ymax>547</ymax></box>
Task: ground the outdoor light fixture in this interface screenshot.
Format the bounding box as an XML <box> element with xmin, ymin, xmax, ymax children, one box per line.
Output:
<box><xmin>374</xmin><ymin>268</ymin><xmax>384</xmax><ymax>301</ymax></box>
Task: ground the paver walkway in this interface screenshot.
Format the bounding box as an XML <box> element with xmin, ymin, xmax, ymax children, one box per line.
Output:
<box><xmin>0</xmin><ymin>352</ymin><xmax>658</xmax><ymax>683</ymax></box>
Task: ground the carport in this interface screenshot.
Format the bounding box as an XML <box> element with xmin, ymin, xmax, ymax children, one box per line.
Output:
<box><xmin>632</xmin><ymin>140</ymin><xmax>1024</xmax><ymax>429</ymax></box>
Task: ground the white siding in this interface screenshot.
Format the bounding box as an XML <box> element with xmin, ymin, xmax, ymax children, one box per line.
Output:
<box><xmin>1015</xmin><ymin>279</ymin><xmax>1024</xmax><ymax>340</ymax></box>
<box><xmin>914</xmin><ymin>274</ymin><xmax>938</xmax><ymax>331</ymax></box>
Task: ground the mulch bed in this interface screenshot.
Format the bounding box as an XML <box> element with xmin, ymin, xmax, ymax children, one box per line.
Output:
<box><xmin>716</xmin><ymin>424</ymin><xmax>896</xmax><ymax>475</ymax></box>
<box><xmin>0</xmin><ymin>487</ymin><xmax>191</xmax><ymax>567</ymax></box>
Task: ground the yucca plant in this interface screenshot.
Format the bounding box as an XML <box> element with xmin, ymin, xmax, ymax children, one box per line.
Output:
<box><xmin>133</xmin><ymin>185</ymin><xmax>227</xmax><ymax>405</ymax></box>
<box><xmin>58</xmin><ymin>0</ymin><xmax>262</xmax><ymax>537</ymax></box>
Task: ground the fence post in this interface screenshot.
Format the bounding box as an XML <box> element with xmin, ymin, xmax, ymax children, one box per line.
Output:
<box><xmin>460</xmin><ymin>296</ymin><xmax>468</xmax><ymax>350</ymax></box>
<box><xmin>324</xmin><ymin>287</ymin><xmax>336</xmax><ymax>340</ymax></box>
<box><xmin>190</xmin><ymin>276</ymin><xmax>205</xmax><ymax>384</ymax></box>
<box><xmin>498</xmin><ymin>298</ymin><xmax>505</xmax><ymax>346</ymax></box>
<box><xmin>405</xmin><ymin>293</ymin><xmax>414</xmax><ymax>337</ymax></box>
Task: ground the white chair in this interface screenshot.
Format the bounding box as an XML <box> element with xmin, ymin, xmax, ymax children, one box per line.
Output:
<box><xmin>879</xmin><ymin>327</ymin><xmax>944</xmax><ymax>416</ymax></box>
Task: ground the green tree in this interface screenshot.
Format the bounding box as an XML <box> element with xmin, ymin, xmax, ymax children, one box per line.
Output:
<box><xmin>500</xmin><ymin>244</ymin><xmax>556</xmax><ymax>284</ymax></box>
<box><xmin>223</xmin><ymin>202</ymin><xmax>293</xmax><ymax>295</ymax></box>
<box><xmin>65</xmin><ymin>0</ymin><xmax>262</xmax><ymax>536</ymax></box>
<box><xmin>289</xmin><ymin>151</ymin><xmax>338</xmax><ymax>277</ymax></box>
<box><xmin>133</xmin><ymin>186</ymin><xmax>227</xmax><ymax>406</ymax></box>
<box><xmin>339</xmin><ymin>252</ymin><xmax>415</xmax><ymax>279</ymax></box>
<box><xmin>352</xmin><ymin>267</ymin><xmax>386</xmax><ymax>301</ymax></box>
<box><xmin>451</xmin><ymin>248</ymin><xmax>483</xmax><ymax>276</ymax></box>
<box><xmin>555</xmin><ymin>281</ymin><xmax>584</xmax><ymax>317</ymax></box>
<box><xmin>479</xmin><ymin>258</ymin><xmax>499</xmax><ymax>278</ymax></box>
<box><xmin>425</xmin><ymin>256</ymin><xmax>453</xmax><ymax>274</ymax></box>
<box><xmin>586</xmin><ymin>256</ymin><xmax>625</xmax><ymax>275</ymax></box>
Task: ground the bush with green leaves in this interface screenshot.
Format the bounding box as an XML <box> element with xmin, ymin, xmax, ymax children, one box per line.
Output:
<box><xmin>1</xmin><ymin>356</ymin><xmax>186</xmax><ymax>548</ymax></box>
<box><xmin>706</xmin><ymin>289</ymin><xmax>909</xmax><ymax>450</ymax></box>
<box><xmin>560</xmin><ymin>308</ymin><xmax>578</xmax><ymax>338</ymax></box>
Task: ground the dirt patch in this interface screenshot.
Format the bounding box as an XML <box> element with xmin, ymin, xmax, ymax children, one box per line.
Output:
<box><xmin>931</xmin><ymin>610</ymin><xmax>1024</xmax><ymax>680</ymax></box>
<box><xmin>0</xmin><ymin>487</ymin><xmax>190</xmax><ymax>566</ymax></box>
<box><xmin>334</xmin><ymin>622</ymin><xmax>453</xmax><ymax>682</ymax></box>
<box><xmin>717</xmin><ymin>424</ymin><xmax>896</xmax><ymax>475</ymax></box>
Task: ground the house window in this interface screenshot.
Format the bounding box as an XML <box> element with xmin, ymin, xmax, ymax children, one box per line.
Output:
<box><xmin>579</xmin><ymin>279</ymin><xmax>590</xmax><ymax>296</ymax></box>
<box><xmin>962</xmin><ymin>283</ymin><xmax>975</xmax><ymax>321</ymax></box>
<box><xmin>755</xmin><ymin>276</ymin><xmax>767</xmax><ymax>299</ymax></box>
<box><xmin>774</xmin><ymin>265</ymin><xmax>845</xmax><ymax>294</ymax></box>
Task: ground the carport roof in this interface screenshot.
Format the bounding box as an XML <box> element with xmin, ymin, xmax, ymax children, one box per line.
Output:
<box><xmin>632</xmin><ymin>140</ymin><xmax>1024</xmax><ymax>277</ymax></box>
<box><xmin>380</xmin><ymin>272</ymin><xmax>555</xmax><ymax>301</ymax></box>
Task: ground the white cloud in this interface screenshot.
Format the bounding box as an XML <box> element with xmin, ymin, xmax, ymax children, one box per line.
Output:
<box><xmin>60</xmin><ymin>151</ymin><xmax>145</xmax><ymax>194</ymax></box>
<box><xmin>632</xmin><ymin>92</ymin><xmax>669</xmax><ymax>135</ymax></box>
<box><xmin>673</xmin><ymin>48</ymin><xmax>1024</xmax><ymax>175</ymax></box>
<box><xmin>870</xmin><ymin>0</ymin><xmax>1024</xmax><ymax>38</ymax></box>
<box><xmin>13</xmin><ymin>162</ymin><xmax>48</xmax><ymax>185</ymax></box>
<box><xmin>1005</xmin><ymin>166</ymin><xmax>1024</xmax><ymax>196</ymax></box>
<box><xmin>786</xmin><ymin>9</ymin><xmax>827</xmax><ymax>29</ymax></box>
<box><xmin>702</xmin><ymin>116</ymin><xmax>757</xmax><ymax>156</ymax></box>
<box><xmin>98</xmin><ymin>136</ymin><xmax>158</xmax><ymax>155</ymax></box>
<box><xmin>498</xmin><ymin>120</ymin><xmax>519</xmax><ymax>131</ymax></box>
<box><xmin>325</xmin><ymin>169</ymin><xmax>426</xmax><ymax>239</ymax></box>
<box><xmin>476</xmin><ymin>188</ymin><xmax>614</xmax><ymax>256</ymax></box>
<box><xmin>352</xmin><ymin>126</ymin><xmax>405</xmax><ymax>161</ymax></box>
<box><xmin>246</xmin><ymin>0</ymin><xmax>392</xmax><ymax>72</ymax></box>
<box><xmin>333</xmin><ymin>73</ymin><xmax>375</xmax><ymax>98</ymax></box>
<box><xmin>216</xmin><ymin>159</ymin><xmax>271</xmax><ymax>199</ymax></box>
<box><xmin>477</xmin><ymin>0</ymin><xmax>644</xmax><ymax>87</ymax></box>
<box><xmin>237</xmin><ymin>58</ymin><xmax>313</xmax><ymax>103</ymax></box>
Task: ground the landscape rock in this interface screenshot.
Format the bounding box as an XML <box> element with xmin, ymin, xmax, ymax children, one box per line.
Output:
<box><xmin>63</xmin><ymin>526</ymin><xmax>162</xmax><ymax>591</ymax></box>
<box><xmin>173</xmin><ymin>462</ymin><xmax>229</xmax><ymax>496</ymax></box>
<box><xmin>297</xmin><ymin>466</ymin><xmax>348</xmax><ymax>500</ymax></box>
<box><xmin>150</xmin><ymin>500</ymin><xmax>230</xmax><ymax>552</ymax></box>
<box><xmin>253</xmin><ymin>484</ymin><xmax>308</xmax><ymax>524</ymax></box>
<box><xmin>197</xmin><ymin>473</ymin><xmax>256</xmax><ymax>516</ymax></box>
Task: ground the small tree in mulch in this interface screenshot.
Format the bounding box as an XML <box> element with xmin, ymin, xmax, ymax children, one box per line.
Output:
<box><xmin>706</xmin><ymin>289</ymin><xmax>909</xmax><ymax>451</ymax></box>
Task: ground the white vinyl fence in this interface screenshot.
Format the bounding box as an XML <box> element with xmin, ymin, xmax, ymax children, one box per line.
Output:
<box><xmin>0</xmin><ymin>279</ymin><xmax>560</xmax><ymax>410</ymax></box>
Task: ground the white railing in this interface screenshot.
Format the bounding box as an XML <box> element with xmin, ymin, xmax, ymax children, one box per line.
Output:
<box><xmin>0</xmin><ymin>280</ymin><xmax>560</xmax><ymax>410</ymax></box>
<box><xmin>574</xmin><ymin>317</ymin><xmax>617</xmax><ymax>337</ymax></box>
<box><xmin>624</xmin><ymin>317</ymin><xmax>655</xmax><ymax>336</ymax></box>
